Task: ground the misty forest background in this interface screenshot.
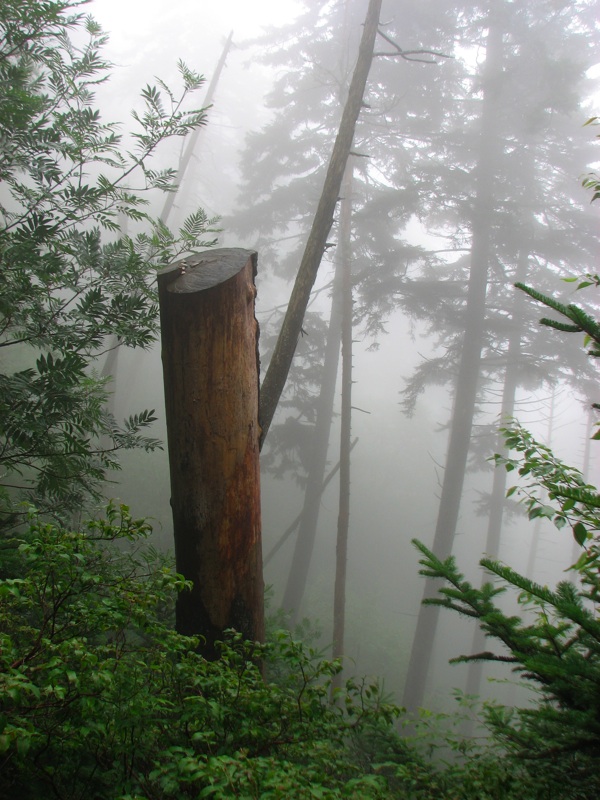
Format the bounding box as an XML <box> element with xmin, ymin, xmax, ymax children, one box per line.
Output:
<box><xmin>3</xmin><ymin>0</ymin><xmax>600</xmax><ymax>796</ymax></box>
<box><xmin>2</xmin><ymin>0</ymin><xmax>600</xmax><ymax>738</ymax></box>
<box><xmin>96</xmin><ymin>0</ymin><xmax>600</xmax><ymax>712</ymax></box>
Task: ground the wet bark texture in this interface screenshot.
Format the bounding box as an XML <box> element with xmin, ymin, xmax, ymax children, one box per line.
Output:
<box><xmin>158</xmin><ymin>248</ymin><xmax>264</xmax><ymax>658</ymax></box>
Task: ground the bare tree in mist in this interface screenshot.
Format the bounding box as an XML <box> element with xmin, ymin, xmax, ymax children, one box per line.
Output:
<box><xmin>159</xmin><ymin>32</ymin><xmax>234</xmax><ymax>227</ymax></box>
<box><xmin>331</xmin><ymin>166</ymin><xmax>355</xmax><ymax>693</ymax></box>
<box><xmin>258</xmin><ymin>0</ymin><xmax>383</xmax><ymax>444</ymax></box>
<box><xmin>233</xmin><ymin>0</ymin><xmax>454</xmax><ymax>626</ymax></box>
<box><xmin>462</xmin><ymin>240</ymin><xmax>528</xmax><ymax>716</ymax></box>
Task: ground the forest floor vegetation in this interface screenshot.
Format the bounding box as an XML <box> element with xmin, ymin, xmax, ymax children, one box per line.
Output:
<box><xmin>1</xmin><ymin>500</ymin><xmax>599</xmax><ymax>799</ymax></box>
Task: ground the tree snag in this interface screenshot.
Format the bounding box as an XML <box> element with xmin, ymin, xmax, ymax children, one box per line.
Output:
<box><xmin>158</xmin><ymin>248</ymin><xmax>264</xmax><ymax>658</ymax></box>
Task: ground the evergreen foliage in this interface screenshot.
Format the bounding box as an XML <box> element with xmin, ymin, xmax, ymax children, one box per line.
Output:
<box><xmin>234</xmin><ymin>0</ymin><xmax>598</xmax><ymax>491</ymax></box>
<box><xmin>412</xmin><ymin>525</ymin><xmax>600</xmax><ymax>797</ymax></box>
<box><xmin>412</xmin><ymin>271</ymin><xmax>600</xmax><ymax>797</ymax></box>
<box><xmin>0</xmin><ymin>0</ymin><xmax>219</xmax><ymax>527</ymax></box>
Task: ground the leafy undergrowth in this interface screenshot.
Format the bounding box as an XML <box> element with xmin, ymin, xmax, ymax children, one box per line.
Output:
<box><xmin>0</xmin><ymin>505</ymin><xmax>402</xmax><ymax>799</ymax></box>
<box><xmin>1</xmin><ymin>504</ymin><xmax>595</xmax><ymax>799</ymax></box>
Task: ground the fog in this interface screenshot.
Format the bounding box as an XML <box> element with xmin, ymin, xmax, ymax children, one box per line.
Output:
<box><xmin>86</xmin><ymin>0</ymin><xmax>599</xmax><ymax>712</ymax></box>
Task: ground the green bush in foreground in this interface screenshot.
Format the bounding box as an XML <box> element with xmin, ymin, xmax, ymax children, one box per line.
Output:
<box><xmin>414</xmin><ymin>530</ymin><xmax>600</xmax><ymax>799</ymax></box>
<box><xmin>0</xmin><ymin>504</ymin><xmax>410</xmax><ymax>799</ymax></box>
<box><xmin>4</xmin><ymin>502</ymin><xmax>591</xmax><ymax>799</ymax></box>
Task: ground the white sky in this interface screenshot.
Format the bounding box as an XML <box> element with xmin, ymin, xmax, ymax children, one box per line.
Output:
<box><xmin>88</xmin><ymin>0</ymin><xmax>302</xmax><ymax>61</ymax></box>
<box><xmin>85</xmin><ymin>0</ymin><xmax>304</xmax><ymax>125</ymax></box>
<box><xmin>83</xmin><ymin>0</ymin><xmax>304</xmax><ymax>221</ymax></box>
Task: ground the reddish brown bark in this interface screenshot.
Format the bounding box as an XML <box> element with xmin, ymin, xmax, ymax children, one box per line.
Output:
<box><xmin>158</xmin><ymin>248</ymin><xmax>264</xmax><ymax>658</ymax></box>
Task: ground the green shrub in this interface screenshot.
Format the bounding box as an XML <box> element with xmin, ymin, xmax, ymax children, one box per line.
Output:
<box><xmin>0</xmin><ymin>505</ymin><xmax>407</xmax><ymax>799</ymax></box>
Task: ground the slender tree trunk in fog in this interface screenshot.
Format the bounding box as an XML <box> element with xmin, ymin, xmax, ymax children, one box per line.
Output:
<box><xmin>158</xmin><ymin>248</ymin><xmax>264</xmax><ymax>659</ymax></box>
<box><xmin>259</xmin><ymin>0</ymin><xmax>382</xmax><ymax>446</ymax></box>
<box><xmin>571</xmin><ymin>409</ymin><xmax>594</xmax><ymax>572</ymax></box>
<box><xmin>280</xmin><ymin>178</ymin><xmax>353</xmax><ymax>620</ymax></box>
<box><xmin>160</xmin><ymin>31</ymin><xmax>234</xmax><ymax>226</ymax></box>
<box><xmin>331</xmin><ymin>167</ymin><xmax>354</xmax><ymax>694</ymax></box>
<box><xmin>280</xmin><ymin>264</ymin><xmax>342</xmax><ymax>619</ymax></box>
<box><xmin>100</xmin><ymin>208</ymin><xmax>128</xmax><ymax>430</ymax></box>
<box><xmin>100</xmin><ymin>344</ymin><xmax>120</xmax><ymax>439</ymax></box>
<box><xmin>279</xmin><ymin>0</ymin><xmax>361</xmax><ymax>623</ymax></box>
<box><xmin>463</xmin><ymin>247</ymin><xmax>528</xmax><ymax>708</ymax></box>
<box><xmin>402</xmin><ymin>10</ymin><xmax>505</xmax><ymax>714</ymax></box>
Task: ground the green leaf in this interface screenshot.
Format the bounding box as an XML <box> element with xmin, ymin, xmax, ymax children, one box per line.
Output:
<box><xmin>0</xmin><ymin>1</ymin><xmax>215</xmax><ymax>521</ymax></box>
<box><xmin>572</xmin><ymin>522</ymin><xmax>588</xmax><ymax>547</ymax></box>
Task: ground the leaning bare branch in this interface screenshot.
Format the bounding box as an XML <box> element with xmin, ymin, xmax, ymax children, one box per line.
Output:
<box><xmin>375</xmin><ymin>28</ymin><xmax>452</xmax><ymax>63</ymax></box>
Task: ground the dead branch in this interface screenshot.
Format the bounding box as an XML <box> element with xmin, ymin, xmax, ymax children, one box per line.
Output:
<box><xmin>375</xmin><ymin>28</ymin><xmax>452</xmax><ymax>63</ymax></box>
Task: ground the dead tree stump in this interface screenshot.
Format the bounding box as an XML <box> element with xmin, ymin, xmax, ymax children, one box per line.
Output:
<box><xmin>158</xmin><ymin>248</ymin><xmax>264</xmax><ymax>657</ymax></box>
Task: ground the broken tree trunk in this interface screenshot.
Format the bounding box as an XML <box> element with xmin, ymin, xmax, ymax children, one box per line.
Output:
<box><xmin>158</xmin><ymin>248</ymin><xmax>264</xmax><ymax>658</ymax></box>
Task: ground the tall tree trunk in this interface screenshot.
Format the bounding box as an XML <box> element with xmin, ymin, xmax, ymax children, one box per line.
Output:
<box><xmin>158</xmin><ymin>248</ymin><xmax>264</xmax><ymax>658</ymax></box>
<box><xmin>279</xmin><ymin>0</ymin><xmax>361</xmax><ymax>622</ymax></box>
<box><xmin>463</xmin><ymin>245</ymin><xmax>528</xmax><ymax>710</ymax></box>
<box><xmin>160</xmin><ymin>31</ymin><xmax>234</xmax><ymax>226</ymax></box>
<box><xmin>571</xmin><ymin>408</ymin><xmax>594</xmax><ymax>571</ymax></box>
<box><xmin>259</xmin><ymin>0</ymin><xmax>382</xmax><ymax>445</ymax></box>
<box><xmin>402</xmin><ymin>8</ymin><xmax>505</xmax><ymax>714</ymax></box>
<box><xmin>331</xmin><ymin>166</ymin><xmax>354</xmax><ymax>695</ymax></box>
<box><xmin>100</xmin><ymin>207</ymin><xmax>128</xmax><ymax>436</ymax></box>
